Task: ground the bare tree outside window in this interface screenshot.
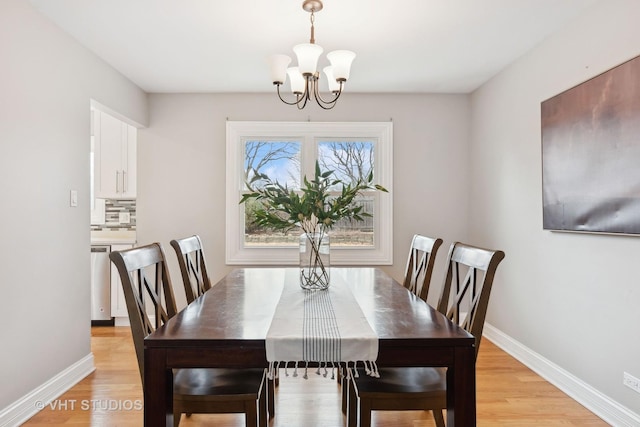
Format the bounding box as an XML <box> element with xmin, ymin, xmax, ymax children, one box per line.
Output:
<box><xmin>319</xmin><ymin>141</ymin><xmax>376</xmax><ymax>246</ymax></box>
<box><xmin>318</xmin><ymin>141</ymin><xmax>374</xmax><ymax>185</ymax></box>
<box><xmin>243</xmin><ymin>141</ymin><xmax>301</xmax><ymax>246</ymax></box>
<box><xmin>242</xmin><ymin>139</ymin><xmax>377</xmax><ymax>248</ymax></box>
<box><xmin>244</xmin><ymin>141</ymin><xmax>300</xmax><ymax>187</ymax></box>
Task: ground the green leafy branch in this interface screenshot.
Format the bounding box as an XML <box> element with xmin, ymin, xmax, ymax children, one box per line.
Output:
<box><xmin>240</xmin><ymin>161</ymin><xmax>388</xmax><ymax>235</ymax></box>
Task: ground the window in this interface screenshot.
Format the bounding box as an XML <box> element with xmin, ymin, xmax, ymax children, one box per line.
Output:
<box><xmin>226</xmin><ymin>121</ymin><xmax>393</xmax><ymax>265</ymax></box>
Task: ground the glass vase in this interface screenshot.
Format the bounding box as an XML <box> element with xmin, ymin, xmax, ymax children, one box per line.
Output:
<box><xmin>299</xmin><ymin>231</ymin><xmax>330</xmax><ymax>290</ymax></box>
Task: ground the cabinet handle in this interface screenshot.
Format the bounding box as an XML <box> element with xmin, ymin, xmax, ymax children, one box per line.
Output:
<box><xmin>123</xmin><ymin>170</ymin><xmax>127</xmax><ymax>193</ymax></box>
<box><xmin>115</xmin><ymin>171</ymin><xmax>120</xmax><ymax>193</ymax></box>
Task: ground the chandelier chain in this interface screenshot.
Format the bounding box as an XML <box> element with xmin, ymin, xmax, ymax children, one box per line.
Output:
<box><xmin>309</xmin><ymin>9</ymin><xmax>316</xmax><ymax>44</ymax></box>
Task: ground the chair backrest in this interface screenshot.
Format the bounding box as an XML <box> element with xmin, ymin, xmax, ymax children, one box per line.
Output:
<box><xmin>170</xmin><ymin>235</ymin><xmax>212</xmax><ymax>304</ymax></box>
<box><xmin>435</xmin><ymin>242</ymin><xmax>505</xmax><ymax>358</ymax></box>
<box><xmin>403</xmin><ymin>234</ymin><xmax>444</xmax><ymax>301</ymax></box>
<box><xmin>109</xmin><ymin>243</ymin><xmax>177</xmax><ymax>382</ymax></box>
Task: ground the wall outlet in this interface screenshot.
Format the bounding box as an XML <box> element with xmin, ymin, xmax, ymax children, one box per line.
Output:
<box><xmin>623</xmin><ymin>372</ymin><xmax>640</xmax><ymax>394</ymax></box>
<box><xmin>118</xmin><ymin>212</ymin><xmax>131</xmax><ymax>224</ymax></box>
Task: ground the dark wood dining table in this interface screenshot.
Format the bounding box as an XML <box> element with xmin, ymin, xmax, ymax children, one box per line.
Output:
<box><xmin>144</xmin><ymin>267</ymin><xmax>476</xmax><ymax>426</ymax></box>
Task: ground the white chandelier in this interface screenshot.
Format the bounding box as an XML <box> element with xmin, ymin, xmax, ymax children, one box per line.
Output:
<box><xmin>268</xmin><ymin>0</ymin><xmax>356</xmax><ymax>110</ymax></box>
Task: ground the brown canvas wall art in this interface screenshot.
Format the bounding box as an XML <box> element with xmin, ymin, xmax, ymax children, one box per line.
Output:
<box><xmin>541</xmin><ymin>54</ymin><xmax>640</xmax><ymax>234</ymax></box>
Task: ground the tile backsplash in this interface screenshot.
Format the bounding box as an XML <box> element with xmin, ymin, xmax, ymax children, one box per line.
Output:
<box><xmin>91</xmin><ymin>199</ymin><xmax>136</xmax><ymax>232</ymax></box>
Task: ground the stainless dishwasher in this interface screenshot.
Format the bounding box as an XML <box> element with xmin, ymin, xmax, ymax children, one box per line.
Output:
<box><xmin>91</xmin><ymin>245</ymin><xmax>113</xmax><ymax>325</ymax></box>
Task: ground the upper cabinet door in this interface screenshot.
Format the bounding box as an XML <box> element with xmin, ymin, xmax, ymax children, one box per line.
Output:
<box><xmin>123</xmin><ymin>125</ymin><xmax>137</xmax><ymax>197</ymax></box>
<box><xmin>94</xmin><ymin>110</ymin><xmax>137</xmax><ymax>198</ymax></box>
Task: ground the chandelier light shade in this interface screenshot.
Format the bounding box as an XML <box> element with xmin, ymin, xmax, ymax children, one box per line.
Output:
<box><xmin>287</xmin><ymin>67</ymin><xmax>306</xmax><ymax>94</ymax></box>
<box><xmin>268</xmin><ymin>54</ymin><xmax>292</xmax><ymax>85</ymax></box>
<box><xmin>293</xmin><ymin>43</ymin><xmax>323</xmax><ymax>75</ymax></box>
<box><xmin>327</xmin><ymin>50</ymin><xmax>356</xmax><ymax>80</ymax></box>
<box><xmin>268</xmin><ymin>0</ymin><xmax>355</xmax><ymax>110</ymax></box>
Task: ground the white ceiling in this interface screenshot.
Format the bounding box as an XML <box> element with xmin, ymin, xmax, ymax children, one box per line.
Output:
<box><xmin>28</xmin><ymin>0</ymin><xmax>599</xmax><ymax>94</ymax></box>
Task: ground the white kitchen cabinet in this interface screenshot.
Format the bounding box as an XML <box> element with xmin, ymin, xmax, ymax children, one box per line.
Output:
<box><xmin>110</xmin><ymin>243</ymin><xmax>133</xmax><ymax>318</ymax></box>
<box><xmin>93</xmin><ymin>110</ymin><xmax>137</xmax><ymax>198</ymax></box>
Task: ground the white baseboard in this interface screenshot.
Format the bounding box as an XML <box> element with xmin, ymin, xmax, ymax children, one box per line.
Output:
<box><xmin>483</xmin><ymin>323</ymin><xmax>640</xmax><ymax>427</ymax></box>
<box><xmin>0</xmin><ymin>353</ymin><xmax>95</xmax><ymax>427</ymax></box>
<box><xmin>114</xmin><ymin>316</ymin><xmax>130</xmax><ymax>327</ymax></box>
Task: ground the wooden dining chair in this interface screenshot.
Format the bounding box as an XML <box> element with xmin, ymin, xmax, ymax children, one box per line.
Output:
<box><xmin>339</xmin><ymin>233</ymin><xmax>443</xmax><ymax>414</ymax></box>
<box><xmin>347</xmin><ymin>242</ymin><xmax>505</xmax><ymax>427</ymax></box>
<box><xmin>403</xmin><ymin>234</ymin><xmax>444</xmax><ymax>302</ymax></box>
<box><xmin>172</xmin><ymin>234</ymin><xmax>277</xmax><ymax>415</ymax></box>
<box><xmin>170</xmin><ymin>234</ymin><xmax>212</xmax><ymax>304</ymax></box>
<box><xmin>109</xmin><ymin>243</ymin><xmax>269</xmax><ymax>427</ymax></box>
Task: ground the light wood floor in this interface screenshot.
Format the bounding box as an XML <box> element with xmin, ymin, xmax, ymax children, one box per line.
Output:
<box><xmin>22</xmin><ymin>326</ymin><xmax>609</xmax><ymax>426</ymax></box>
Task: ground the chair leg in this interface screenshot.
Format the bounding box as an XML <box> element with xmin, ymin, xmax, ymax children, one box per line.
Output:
<box><xmin>244</xmin><ymin>401</ymin><xmax>257</xmax><ymax>427</ymax></box>
<box><xmin>259</xmin><ymin>389</ymin><xmax>268</xmax><ymax>427</ymax></box>
<box><xmin>359</xmin><ymin>398</ymin><xmax>371</xmax><ymax>427</ymax></box>
<box><xmin>347</xmin><ymin>377</ymin><xmax>358</xmax><ymax>427</ymax></box>
<box><xmin>433</xmin><ymin>409</ymin><xmax>445</xmax><ymax>427</ymax></box>
<box><xmin>268</xmin><ymin>378</ymin><xmax>275</xmax><ymax>419</ymax></box>
<box><xmin>341</xmin><ymin>374</ymin><xmax>348</xmax><ymax>414</ymax></box>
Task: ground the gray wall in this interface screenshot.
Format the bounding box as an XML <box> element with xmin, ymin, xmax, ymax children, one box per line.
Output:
<box><xmin>137</xmin><ymin>93</ymin><xmax>470</xmax><ymax>308</ymax></box>
<box><xmin>0</xmin><ymin>0</ymin><xmax>147</xmax><ymax>411</ymax></box>
<box><xmin>470</xmin><ymin>0</ymin><xmax>640</xmax><ymax>415</ymax></box>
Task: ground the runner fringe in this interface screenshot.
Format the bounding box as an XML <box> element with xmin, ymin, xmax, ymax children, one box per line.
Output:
<box><xmin>268</xmin><ymin>360</ymin><xmax>380</xmax><ymax>380</ymax></box>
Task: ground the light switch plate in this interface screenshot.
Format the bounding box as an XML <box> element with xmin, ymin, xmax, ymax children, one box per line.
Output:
<box><xmin>70</xmin><ymin>190</ymin><xmax>78</xmax><ymax>207</ymax></box>
<box><xmin>119</xmin><ymin>212</ymin><xmax>131</xmax><ymax>224</ymax></box>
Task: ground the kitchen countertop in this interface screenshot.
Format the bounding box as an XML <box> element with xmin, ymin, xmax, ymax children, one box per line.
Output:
<box><xmin>91</xmin><ymin>230</ymin><xmax>137</xmax><ymax>245</ymax></box>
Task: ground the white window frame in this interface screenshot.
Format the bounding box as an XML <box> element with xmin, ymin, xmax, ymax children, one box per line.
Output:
<box><xmin>225</xmin><ymin>121</ymin><xmax>393</xmax><ymax>265</ymax></box>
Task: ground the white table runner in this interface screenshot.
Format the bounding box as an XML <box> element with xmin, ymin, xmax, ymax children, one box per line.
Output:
<box><xmin>266</xmin><ymin>269</ymin><xmax>379</xmax><ymax>379</ymax></box>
